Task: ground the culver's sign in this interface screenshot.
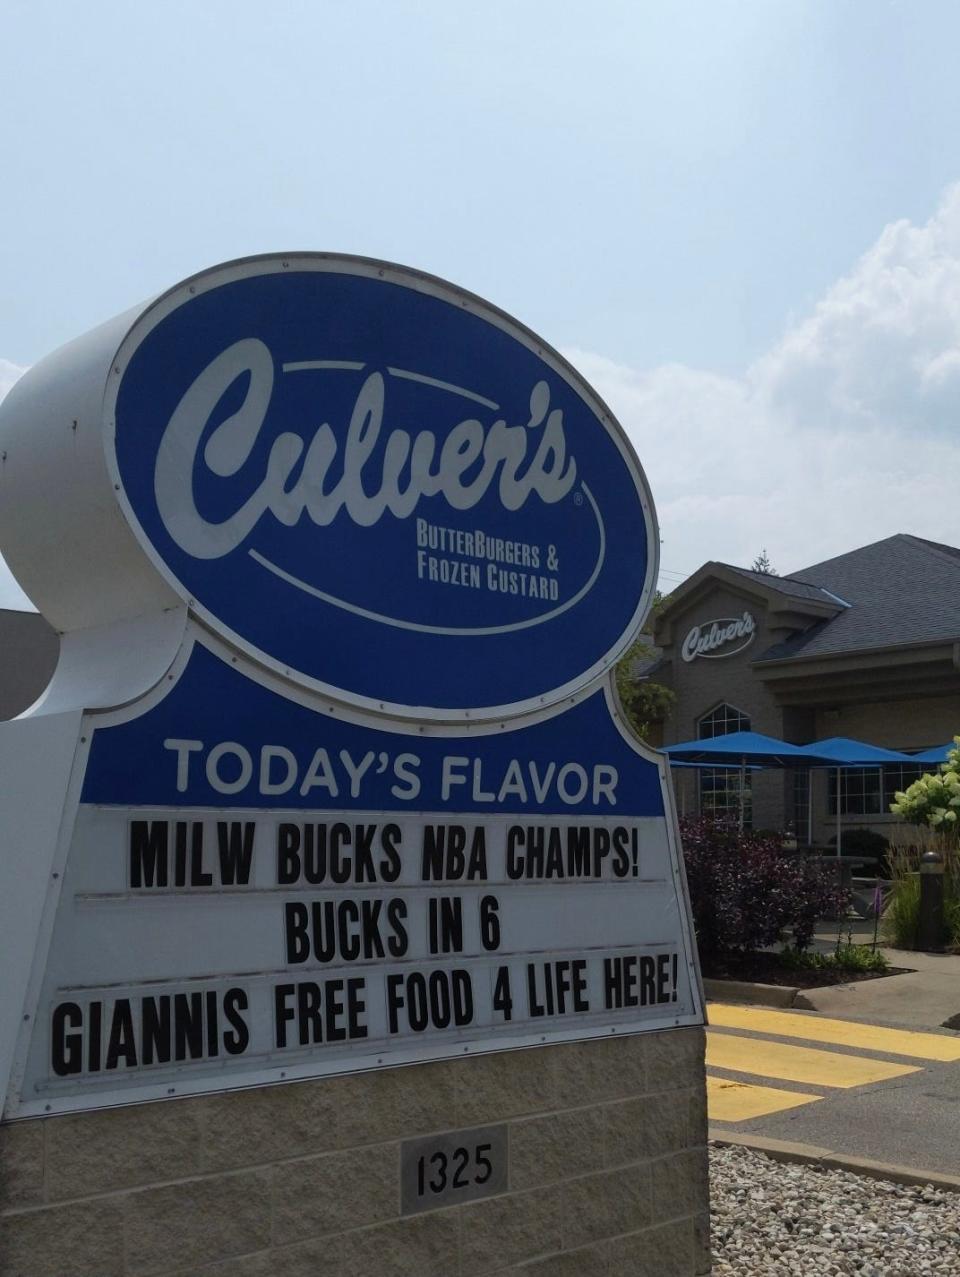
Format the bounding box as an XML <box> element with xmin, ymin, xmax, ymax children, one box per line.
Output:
<box><xmin>681</xmin><ymin>612</ymin><xmax>756</xmax><ymax>662</ymax></box>
<box><xmin>106</xmin><ymin>256</ymin><xmax>657</xmax><ymax>720</ymax></box>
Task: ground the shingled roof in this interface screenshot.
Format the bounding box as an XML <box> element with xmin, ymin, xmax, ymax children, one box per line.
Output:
<box><xmin>723</xmin><ymin>565</ymin><xmax>844</xmax><ymax>606</ymax></box>
<box><xmin>756</xmin><ymin>534</ymin><xmax>960</xmax><ymax>662</ymax></box>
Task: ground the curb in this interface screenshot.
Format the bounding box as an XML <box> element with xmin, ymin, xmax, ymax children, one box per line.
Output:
<box><xmin>704</xmin><ymin>972</ymin><xmax>923</xmax><ymax>1013</ymax></box>
<box><xmin>702</xmin><ymin>978</ymin><xmax>800</xmax><ymax>1008</ymax></box>
<box><xmin>710</xmin><ymin>1129</ymin><xmax>960</xmax><ymax>1195</ymax></box>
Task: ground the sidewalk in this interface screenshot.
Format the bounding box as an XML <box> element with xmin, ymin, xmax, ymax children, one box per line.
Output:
<box><xmin>801</xmin><ymin>926</ymin><xmax>960</xmax><ymax>1032</ymax></box>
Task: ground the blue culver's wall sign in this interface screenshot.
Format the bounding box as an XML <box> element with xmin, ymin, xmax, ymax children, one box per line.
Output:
<box><xmin>106</xmin><ymin>256</ymin><xmax>657</xmax><ymax>719</ymax></box>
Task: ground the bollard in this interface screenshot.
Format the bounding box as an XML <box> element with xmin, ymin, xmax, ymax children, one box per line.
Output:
<box><xmin>918</xmin><ymin>849</ymin><xmax>945</xmax><ymax>951</ymax></box>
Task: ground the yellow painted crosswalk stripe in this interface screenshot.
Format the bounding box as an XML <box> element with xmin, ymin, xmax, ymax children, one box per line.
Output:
<box><xmin>710</xmin><ymin>1003</ymin><xmax>960</xmax><ymax>1062</ymax></box>
<box><xmin>706</xmin><ymin>1032</ymin><xmax>920</xmax><ymax>1088</ymax></box>
<box><xmin>707</xmin><ymin>1076</ymin><xmax>823</xmax><ymax>1122</ymax></box>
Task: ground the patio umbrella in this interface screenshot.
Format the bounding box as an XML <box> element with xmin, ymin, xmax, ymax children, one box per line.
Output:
<box><xmin>795</xmin><ymin>737</ymin><xmax>915</xmax><ymax>858</ymax></box>
<box><xmin>909</xmin><ymin>743</ymin><xmax>955</xmax><ymax>765</ymax></box>
<box><xmin>663</xmin><ymin>730</ymin><xmax>831</xmax><ymax>767</ymax></box>
<box><xmin>663</xmin><ymin>732</ymin><xmax>836</xmax><ymax>829</ymax></box>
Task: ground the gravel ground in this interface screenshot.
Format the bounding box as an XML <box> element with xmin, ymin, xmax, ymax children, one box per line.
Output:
<box><xmin>710</xmin><ymin>1145</ymin><xmax>960</xmax><ymax>1276</ymax></box>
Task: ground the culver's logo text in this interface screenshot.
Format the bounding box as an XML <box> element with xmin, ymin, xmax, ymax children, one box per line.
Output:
<box><xmin>681</xmin><ymin>612</ymin><xmax>756</xmax><ymax>662</ymax></box>
<box><xmin>155</xmin><ymin>339</ymin><xmax>577</xmax><ymax>560</ymax></box>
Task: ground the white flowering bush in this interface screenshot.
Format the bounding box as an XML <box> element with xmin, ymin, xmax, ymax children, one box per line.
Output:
<box><xmin>887</xmin><ymin>737</ymin><xmax>960</xmax><ymax>949</ymax></box>
<box><xmin>890</xmin><ymin>737</ymin><xmax>960</xmax><ymax>832</ymax></box>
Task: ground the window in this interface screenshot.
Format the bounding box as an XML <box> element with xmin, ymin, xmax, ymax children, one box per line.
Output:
<box><xmin>792</xmin><ymin>770</ymin><xmax>810</xmax><ymax>841</ymax></box>
<box><xmin>829</xmin><ymin>763</ymin><xmax>931</xmax><ymax>816</ymax></box>
<box><xmin>697</xmin><ymin>703</ymin><xmax>752</xmax><ymax>825</ymax></box>
<box><xmin>828</xmin><ymin>768</ymin><xmax>881</xmax><ymax>816</ymax></box>
<box><xmin>698</xmin><ymin>703</ymin><xmax>751</xmax><ymax>739</ymax></box>
<box><xmin>883</xmin><ymin>764</ymin><xmax>927</xmax><ymax>809</ymax></box>
<box><xmin>699</xmin><ymin>769</ymin><xmax>752</xmax><ymax>824</ymax></box>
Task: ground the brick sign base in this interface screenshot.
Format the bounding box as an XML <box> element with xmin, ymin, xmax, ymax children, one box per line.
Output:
<box><xmin>0</xmin><ymin>1029</ymin><xmax>709</xmax><ymax>1276</ymax></box>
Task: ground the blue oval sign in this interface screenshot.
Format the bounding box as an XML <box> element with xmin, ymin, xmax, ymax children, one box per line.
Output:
<box><xmin>107</xmin><ymin>256</ymin><xmax>657</xmax><ymax>720</ymax></box>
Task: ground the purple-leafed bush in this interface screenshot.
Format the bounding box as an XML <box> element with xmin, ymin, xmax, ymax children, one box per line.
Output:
<box><xmin>679</xmin><ymin>817</ymin><xmax>849</xmax><ymax>961</ymax></box>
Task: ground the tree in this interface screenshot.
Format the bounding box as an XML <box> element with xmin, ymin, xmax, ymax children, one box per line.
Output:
<box><xmin>751</xmin><ymin>548</ymin><xmax>776</xmax><ymax>575</ymax></box>
<box><xmin>614</xmin><ymin>592</ymin><xmax>676</xmax><ymax>741</ymax></box>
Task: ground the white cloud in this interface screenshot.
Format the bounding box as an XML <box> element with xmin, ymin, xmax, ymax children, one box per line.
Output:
<box><xmin>565</xmin><ymin>184</ymin><xmax>960</xmax><ymax>585</ymax></box>
<box><xmin>0</xmin><ymin>362</ymin><xmax>37</xmax><ymax>611</ymax></box>
<box><xmin>6</xmin><ymin>187</ymin><xmax>960</xmax><ymax>608</ymax></box>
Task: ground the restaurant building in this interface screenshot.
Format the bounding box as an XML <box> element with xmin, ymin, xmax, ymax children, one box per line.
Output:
<box><xmin>644</xmin><ymin>534</ymin><xmax>960</xmax><ymax>843</ymax></box>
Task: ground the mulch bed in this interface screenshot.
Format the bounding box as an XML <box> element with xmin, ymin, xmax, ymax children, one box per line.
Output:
<box><xmin>703</xmin><ymin>951</ymin><xmax>912</xmax><ymax>988</ymax></box>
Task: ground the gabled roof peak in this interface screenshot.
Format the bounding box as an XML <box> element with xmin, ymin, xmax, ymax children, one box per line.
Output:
<box><xmin>720</xmin><ymin>563</ymin><xmax>842</xmax><ymax>606</ymax></box>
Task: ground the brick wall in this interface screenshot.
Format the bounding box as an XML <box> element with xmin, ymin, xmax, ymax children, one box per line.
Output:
<box><xmin>0</xmin><ymin>1029</ymin><xmax>709</xmax><ymax>1277</ymax></box>
<box><xmin>660</xmin><ymin>586</ymin><xmax>790</xmax><ymax>829</ymax></box>
<box><xmin>815</xmin><ymin>696</ymin><xmax>960</xmax><ymax>752</ymax></box>
<box><xmin>663</xmin><ymin>587</ymin><xmax>784</xmax><ymax>751</ymax></box>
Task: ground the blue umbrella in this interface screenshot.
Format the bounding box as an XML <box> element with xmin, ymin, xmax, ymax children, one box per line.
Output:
<box><xmin>663</xmin><ymin>732</ymin><xmax>837</xmax><ymax>828</ymax></box>
<box><xmin>909</xmin><ymin>743</ymin><xmax>955</xmax><ymax>765</ymax></box>
<box><xmin>664</xmin><ymin>730</ymin><xmax>834</xmax><ymax>767</ymax></box>
<box><xmin>797</xmin><ymin>737</ymin><xmax>916</xmax><ymax>766</ymax></box>
<box><xmin>796</xmin><ymin>738</ymin><xmax>916</xmax><ymax>857</ymax></box>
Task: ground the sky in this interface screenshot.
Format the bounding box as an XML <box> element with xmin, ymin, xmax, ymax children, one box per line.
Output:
<box><xmin>3</xmin><ymin>0</ymin><xmax>960</xmax><ymax>607</ymax></box>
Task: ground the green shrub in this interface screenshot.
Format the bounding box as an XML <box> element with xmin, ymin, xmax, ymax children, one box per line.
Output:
<box><xmin>946</xmin><ymin>895</ymin><xmax>960</xmax><ymax>950</ymax></box>
<box><xmin>778</xmin><ymin>944</ymin><xmax>889</xmax><ymax>975</ymax></box>
<box><xmin>827</xmin><ymin>827</ymin><xmax>891</xmax><ymax>876</ymax></box>
<box><xmin>828</xmin><ymin>828</ymin><xmax>889</xmax><ymax>857</ymax></box>
<box><xmin>679</xmin><ymin>817</ymin><xmax>849</xmax><ymax>960</ymax></box>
